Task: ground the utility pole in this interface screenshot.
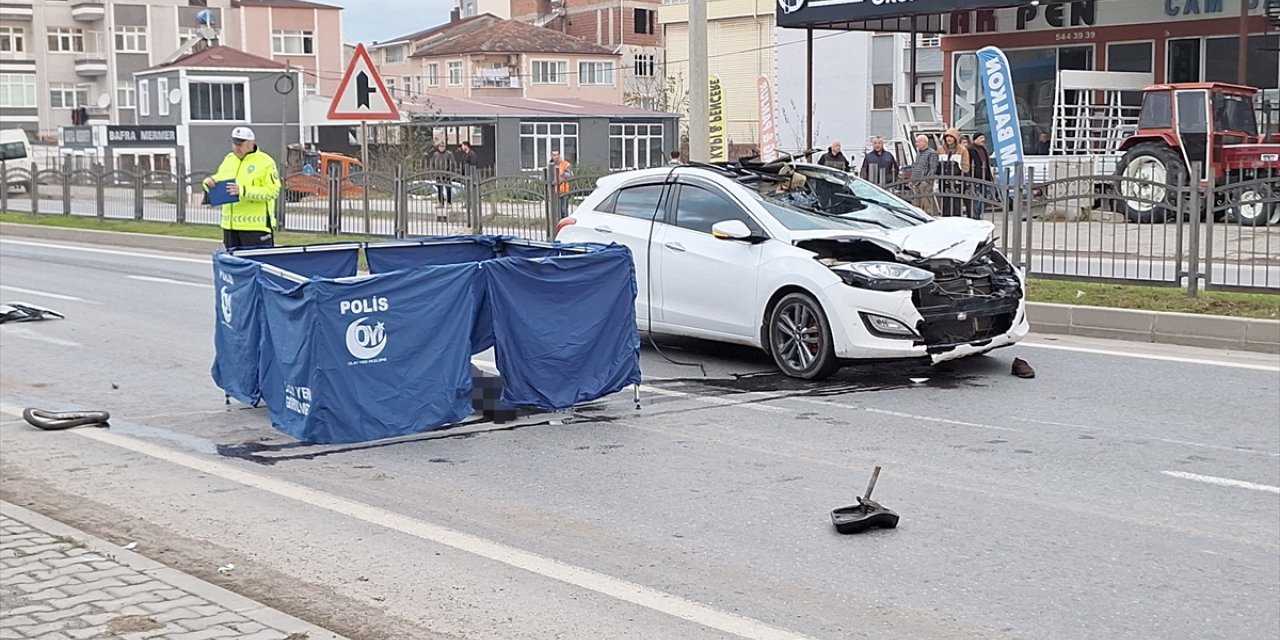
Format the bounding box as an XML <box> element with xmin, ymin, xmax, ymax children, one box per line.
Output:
<box><xmin>688</xmin><ymin>0</ymin><xmax>709</xmax><ymax>162</ymax></box>
<box><xmin>1237</xmin><ymin>0</ymin><xmax>1249</xmax><ymax>86</ymax></box>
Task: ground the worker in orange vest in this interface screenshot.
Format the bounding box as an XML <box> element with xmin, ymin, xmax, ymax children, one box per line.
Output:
<box><xmin>549</xmin><ymin>150</ymin><xmax>574</xmax><ymax>219</ymax></box>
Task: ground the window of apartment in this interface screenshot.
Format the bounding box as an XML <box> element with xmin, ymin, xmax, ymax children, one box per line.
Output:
<box><xmin>0</xmin><ymin>27</ymin><xmax>25</xmax><ymax>54</ymax></box>
<box><xmin>304</xmin><ymin>83</ymin><xmax>318</xmax><ymax>96</ymax></box>
<box><xmin>919</xmin><ymin>82</ymin><xmax>936</xmax><ymax>108</ymax></box>
<box><xmin>633</xmin><ymin>54</ymin><xmax>655</xmax><ymax>78</ymax></box>
<box><xmin>117</xmin><ymin>84</ymin><xmax>135</xmax><ymax>109</ymax></box>
<box><xmin>50</xmin><ymin>83</ymin><xmax>89</xmax><ymax>109</ymax></box>
<box><xmin>915</xmin><ymin>34</ymin><xmax>940</xmax><ymax>48</ymax></box>
<box><xmin>634</xmin><ymin>8</ymin><xmax>654</xmax><ymax>35</ymax></box>
<box><xmin>579</xmin><ymin>61</ymin><xmax>613</xmax><ymax>86</ymax></box>
<box><xmin>448</xmin><ymin>61</ymin><xmax>462</xmax><ymax>86</ymax></box>
<box><xmin>189</xmin><ymin>82</ymin><xmax>245</xmax><ymax>121</ymax></box>
<box><xmin>384</xmin><ymin>77</ymin><xmax>396</xmax><ymax>97</ymax></box>
<box><xmin>532</xmin><ymin>60</ymin><xmax>567</xmax><ymax>84</ymax></box>
<box><xmin>385</xmin><ymin>45</ymin><xmax>405</xmax><ymax>64</ymax></box>
<box><xmin>138</xmin><ymin>79</ymin><xmax>149</xmax><ymax>116</ymax></box>
<box><xmin>157</xmin><ymin>77</ymin><xmax>169</xmax><ymax>116</ymax></box>
<box><xmin>427</xmin><ymin>63</ymin><xmax>439</xmax><ymax>86</ymax></box>
<box><xmin>272</xmin><ymin>29</ymin><xmax>314</xmax><ymax>55</ymax></box>
<box><xmin>609</xmin><ymin>123</ymin><xmax>663</xmax><ymax>170</ymax></box>
<box><xmin>115</xmin><ymin>25</ymin><xmax>147</xmax><ymax>53</ymax></box>
<box><xmin>401</xmin><ymin>76</ymin><xmax>413</xmax><ymax>96</ymax></box>
<box><xmin>872</xmin><ymin>83</ymin><xmax>893</xmax><ymax>109</ymax></box>
<box><xmin>0</xmin><ymin>74</ymin><xmax>36</xmax><ymax>108</ymax></box>
<box><xmin>47</xmin><ymin>27</ymin><xmax>85</xmax><ymax>53</ymax></box>
<box><xmin>519</xmin><ymin>122</ymin><xmax>577</xmax><ymax>170</ymax></box>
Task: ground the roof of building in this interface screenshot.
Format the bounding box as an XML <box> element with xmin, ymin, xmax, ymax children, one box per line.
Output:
<box><xmin>232</xmin><ymin>0</ymin><xmax>342</xmax><ymax>9</ymax></box>
<box><xmin>375</xmin><ymin>14</ymin><xmax>616</xmax><ymax>57</ymax></box>
<box><xmin>142</xmin><ymin>45</ymin><xmax>288</xmax><ymax>72</ymax></box>
<box><xmin>398</xmin><ymin>95</ymin><xmax>676</xmax><ymax>119</ymax></box>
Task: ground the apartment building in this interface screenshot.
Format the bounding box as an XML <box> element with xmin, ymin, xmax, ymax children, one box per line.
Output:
<box><xmin>371</xmin><ymin>13</ymin><xmax>622</xmax><ymax>104</ymax></box>
<box><xmin>457</xmin><ymin>0</ymin><xmax>664</xmax><ymax>110</ymax></box>
<box><xmin>0</xmin><ymin>0</ymin><xmax>342</xmax><ymax>139</ymax></box>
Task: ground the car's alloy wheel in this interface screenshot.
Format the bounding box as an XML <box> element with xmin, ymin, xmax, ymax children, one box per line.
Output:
<box><xmin>768</xmin><ymin>292</ymin><xmax>839</xmax><ymax>380</ymax></box>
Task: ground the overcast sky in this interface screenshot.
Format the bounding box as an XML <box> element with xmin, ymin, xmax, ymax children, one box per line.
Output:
<box><xmin>333</xmin><ymin>0</ymin><xmax>457</xmax><ymax>45</ymax></box>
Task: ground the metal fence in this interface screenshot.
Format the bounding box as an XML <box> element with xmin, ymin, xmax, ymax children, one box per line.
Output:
<box><xmin>3</xmin><ymin>160</ymin><xmax>1277</xmax><ymax>295</ymax></box>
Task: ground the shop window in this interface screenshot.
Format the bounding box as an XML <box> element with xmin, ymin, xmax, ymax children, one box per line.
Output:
<box><xmin>1204</xmin><ymin>35</ymin><xmax>1280</xmax><ymax>89</ymax></box>
<box><xmin>1168</xmin><ymin>39</ymin><xmax>1201</xmax><ymax>83</ymax></box>
<box><xmin>1107</xmin><ymin>42</ymin><xmax>1153</xmax><ymax>107</ymax></box>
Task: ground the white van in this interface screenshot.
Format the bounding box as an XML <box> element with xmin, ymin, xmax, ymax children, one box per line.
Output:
<box><xmin>0</xmin><ymin>128</ymin><xmax>33</xmax><ymax>192</ymax></box>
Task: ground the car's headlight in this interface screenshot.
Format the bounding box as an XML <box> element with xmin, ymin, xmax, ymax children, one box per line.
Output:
<box><xmin>832</xmin><ymin>261</ymin><xmax>935</xmax><ymax>291</ymax></box>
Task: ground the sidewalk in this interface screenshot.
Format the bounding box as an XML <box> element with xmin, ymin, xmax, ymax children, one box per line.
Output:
<box><xmin>0</xmin><ymin>501</ymin><xmax>347</xmax><ymax>640</ymax></box>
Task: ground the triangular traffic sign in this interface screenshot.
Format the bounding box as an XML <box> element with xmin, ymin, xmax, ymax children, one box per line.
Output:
<box><xmin>327</xmin><ymin>42</ymin><xmax>401</xmax><ymax>121</ymax></box>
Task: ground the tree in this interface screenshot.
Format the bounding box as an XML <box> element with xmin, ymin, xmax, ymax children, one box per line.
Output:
<box><xmin>625</xmin><ymin>70</ymin><xmax>691</xmax><ymax>145</ymax></box>
<box><xmin>363</xmin><ymin>96</ymin><xmax>450</xmax><ymax>173</ymax></box>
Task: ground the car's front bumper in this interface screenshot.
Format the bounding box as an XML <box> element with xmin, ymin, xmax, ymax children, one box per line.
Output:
<box><xmin>820</xmin><ymin>280</ymin><xmax>1029</xmax><ymax>362</ymax></box>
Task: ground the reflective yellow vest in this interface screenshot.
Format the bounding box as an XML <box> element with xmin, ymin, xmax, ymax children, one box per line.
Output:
<box><xmin>207</xmin><ymin>148</ymin><xmax>280</xmax><ymax>232</ymax></box>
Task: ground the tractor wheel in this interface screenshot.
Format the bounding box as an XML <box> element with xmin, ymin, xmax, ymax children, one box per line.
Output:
<box><xmin>1229</xmin><ymin>178</ymin><xmax>1279</xmax><ymax>227</ymax></box>
<box><xmin>1116</xmin><ymin>142</ymin><xmax>1186</xmax><ymax>224</ymax></box>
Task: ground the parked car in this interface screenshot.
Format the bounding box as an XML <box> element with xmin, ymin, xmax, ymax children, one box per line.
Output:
<box><xmin>0</xmin><ymin>128</ymin><xmax>32</xmax><ymax>193</ymax></box>
<box><xmin>554</xmin><ymin>159</ymin><xmax>1030</xmax><ymax>380</ymax></box>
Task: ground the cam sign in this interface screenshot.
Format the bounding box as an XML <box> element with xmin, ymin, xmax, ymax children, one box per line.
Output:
<box><xmin>977</xmin><ymin>45</ymin><xmax>1025</xmax><ymax>186</ymax></box>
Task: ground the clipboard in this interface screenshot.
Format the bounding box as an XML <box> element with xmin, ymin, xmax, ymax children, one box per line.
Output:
<box><xmin>208</xmin><ymin>180</ymin><xmax>240</xmax><ymax>206</ymax></box>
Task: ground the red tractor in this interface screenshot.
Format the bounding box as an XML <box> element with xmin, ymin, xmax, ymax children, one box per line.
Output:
<box><xmin>1116</xmin><ymin>82</ymin><xmax>1279</xmax><ymax>226</ymax></box>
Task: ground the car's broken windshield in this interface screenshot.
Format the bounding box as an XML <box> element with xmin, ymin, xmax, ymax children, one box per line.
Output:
<box><xmin>751</xmin><ymin>168</ymin><xmax>926</xmax><ymax>230</ymax></box>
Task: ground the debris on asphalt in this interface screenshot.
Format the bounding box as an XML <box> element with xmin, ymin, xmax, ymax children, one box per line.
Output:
<box><xmin>0</xmin><ymin>302</ymin><xmax>65</xmax><ymax>323</ymax></box>
<box><xmin>123</xmin><ymin>541</ymin><xmax>138</xmax><ymax>550</ymax></box>
<box><xmin>22</xmin><ymin>408</ymin><xmax>111</xmax><ymax>430</ymax></box>
<box><xmin>218</xmin><ymin>563</ymin><xmax>235</xmax><ymax>575</ymax></box>
<box><xmin>831</xmin><ymin>466</ymin><xmax>900</xmax><ymax>534</ymax></box>
<box><xmin>1012</xmin><ymin>358</ymin><xmax>1036</xmax><ymax>379</ymax></box>
<box><xmin>909</xmin><ymin>377</ymin><xmax>929</xmax><ymax>384</ymax></box>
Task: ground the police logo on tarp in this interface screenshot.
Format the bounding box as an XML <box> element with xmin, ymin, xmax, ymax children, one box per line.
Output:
<box><xmin>218</xmin><ymin>270</ymin><xmax>235</xmax><ymax>325</ymax></box>
<box><xmin>340</xmin><ymin>296</ymin><xmax>389</xmax><ymax>364</ymax></box>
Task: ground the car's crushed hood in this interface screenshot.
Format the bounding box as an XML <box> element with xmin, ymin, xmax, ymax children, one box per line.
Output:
<box><xmin>789</xmin><ymin>218</ymin><xmax>996</xmax><ymax>263</ymax></box>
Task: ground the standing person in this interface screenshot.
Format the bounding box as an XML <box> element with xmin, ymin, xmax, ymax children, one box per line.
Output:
<box><xmin>968</xmin><ymin>133</ymin><xmax>994</xmax><ymax>220</ymax></box>
<box><xmin>909</xmin><ymin>134</ymin><xmax>939</xmax><ymax>216</ymax></box>
<box><xmin>426</xmin><ymin>141</ymin><xmax>456</xmax><ymax>209</ymax></box>
<box><xmin>667</xmin><ymin>150</ymin><xmax>683</xmax><ymax>166</ymax></box>
<box><xmin>549</xmin><ymin>150</ymin><xmax>573</xmax><ymax>218</ymax></box>
<box><xmin>818</xmin><ymin>141</ymin><xmax>850</xmax><ymax>171</ymax></box>
<box><xmin>458</xmin><ymin>140</ymin><xmax>478</xmax><ymax>176</ymax></box>
<box><xmin>937</xmin><ymin>128</ymin><xmax>970</xmax><ymax>217</ymax></box>
<box><xmin>859</xmin><ymin>136</ymin><xmax>899</xmax><ymax>186</ymax></box>
<box><xmin>203</xmin><ymin>126</ymin><xmax>279</xmax><ymax>250</ymax></box>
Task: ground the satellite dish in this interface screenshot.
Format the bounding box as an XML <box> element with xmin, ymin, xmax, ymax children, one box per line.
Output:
<box><xmin>97</xmin><ymin>93</ymin><xmax>111</xmax><ymax>109</ymax></box>
<box><xmin>197</xmin><ymin>26</ymin><xmax>216</xmax><ymax>40</ymax></box>
<box><xmin>168</xmin><ymin>89</ymin><xmax>182</xmax><ymax>104</ymax></box>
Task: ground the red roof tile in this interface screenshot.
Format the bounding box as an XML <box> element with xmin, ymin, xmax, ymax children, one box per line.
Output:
<box><xmin>146</xmin><ymin>45</ymin><xmax>288</xmax><ymax>72</ymax></box>
<box><xmin>233</xmin><ymin>0</ymin><xmax>341</xmax><ymax>9</ymax></box>
<box><xmin>407</xmin><ymin>16</ymin><xmax>616</xmax><ymax>57</ymax></box>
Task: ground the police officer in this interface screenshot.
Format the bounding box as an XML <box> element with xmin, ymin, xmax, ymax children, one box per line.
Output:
<box><xmin>203</xmin><ymin>126</ymin><xmax>280</xmax><ymax>249</ymax></box>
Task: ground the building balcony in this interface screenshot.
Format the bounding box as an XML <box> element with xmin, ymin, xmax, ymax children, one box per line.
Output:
<box><xmin>74</xmin><ymin>57</ymin><xmax>107</xmax><ymax>76</ymax></box>
<box><xmin>0</xmin><ymin>2</ymin><xmax>34</xmax><ymax>20</ymax></box>
<box><xmin>71</xmin><ymin>0</ymin><xmax>105</xmax><ymax>21</ymax></box>
<box><xmin>471</xmin><ymin>73</ymin><xmax>521</xmax><ymax>89</ymax></box>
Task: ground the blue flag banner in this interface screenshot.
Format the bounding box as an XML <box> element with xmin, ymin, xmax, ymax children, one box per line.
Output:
<box><xmin>485</xmin><ymin>245</ymin><xmax>642</xmax><ymax>410</ymax></box>
<box><xmin>257</xmin><ymin>264</ymin><xmax>482</xmax><ymax>444</ymax></box>
<box><xmin>210</xmin><ymin>253</ymin><xmax>265</xmax><ymax>406</ymax></box>
<box><xmin>977</xmin><ymin>45</ymin><xmax>1026</xmax><ymax>187</ymax></box>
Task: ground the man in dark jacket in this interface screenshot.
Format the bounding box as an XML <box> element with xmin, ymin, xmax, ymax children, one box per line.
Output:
<box><xmin>818</xmin><ymin>141</ymin><xmax>850</xmax><ymax>171</ymax></box>
<box><xmin>859</xmin><ymin>136</ymin><xmax>898</xmax><ymax>186</ymax></box>
<box><xmin>458</xmin><ymin>140</ymin><xmax>478</xmax><ymax>176</ymax></box>
<box><xmin>426</xmin><ymin>141</ymin><xmax>456</xmax><ymax>207</ymax></box>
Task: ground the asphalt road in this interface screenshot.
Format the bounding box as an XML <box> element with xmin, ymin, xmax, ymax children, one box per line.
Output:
<box><xmin>1</xmin><ymin>236</ymin><xmax>1278</xmax><ymax>640</ymax></box>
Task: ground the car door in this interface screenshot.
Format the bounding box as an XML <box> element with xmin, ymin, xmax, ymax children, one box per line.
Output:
<box><xmin>656</xmin><ymin>180</ymin><xmax>766</xmax><ymax>339</ymax></box>
<box><xmin>584</xmin><ymin>182</ymin><xmax>673</xmax><ymax>323</ymax></box>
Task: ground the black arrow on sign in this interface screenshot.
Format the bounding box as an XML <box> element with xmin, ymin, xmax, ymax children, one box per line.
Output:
<box><xmin>355</xmin><ymin>71</ymin><xmax>374</xmax><ymax>109</ymax></box>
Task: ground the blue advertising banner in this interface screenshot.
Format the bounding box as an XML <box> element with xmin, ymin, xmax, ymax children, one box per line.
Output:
<box><xmin>976</xmin><ymin>45</ymin><xmax>1026</xmax><ymax>187</ymax></box>
<box><xmin>257</xmin><ymin>264</ymin><xmax>482</xmax><ymax>444</ymax></box>
<box><xmin>485</xmin><ymin>246</ymin><xmax>641</xmax><ymax>410</ymax></box>
<box><xmin>210</xmin><ymin>253</ymin><xmax>265</xmax><ymax>406</ymax></box>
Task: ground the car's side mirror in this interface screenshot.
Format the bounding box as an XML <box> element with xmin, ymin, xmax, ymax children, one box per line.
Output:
<box><xmin>711</xmin><ymin>219</ymin><xmax>753</xmax><ymax>241</ymax></box>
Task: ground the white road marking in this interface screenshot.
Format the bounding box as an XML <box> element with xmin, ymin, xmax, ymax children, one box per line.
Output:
<box><xmin>0</xmin><ymin>239</ymin><xmax>210</xmax><ymax>265</ymax></box>
<box><xmin>127</xmin><ymin>275</ymin><xmax>212</xmax><ymax>289</ymax></box>
<box><xmin>1020</xmin><ymin>341</ymin><xmax>1280</xmax><ymax>372</ymax></box>
<box><xmin>1162</xmin><ymin>471</ymin><xmax>1280</xmax><ymax>495</ymax></box>
<box><xmin>789</xmin><ymin>397</ymin><xmax>1022</xmax><ymax>433</ymax></box>
<box><xmin>0</xmin><ymin>285</ymin><xmax>96</xmax><ymax>303</ymax></box>
<box><xmin>0</xmin><ymin>327</ymin><xmax>80</xmax><ymax>347</ymax></box>
<box><xmin>1021</xmin><ymin>419</ymin><xmax>1280</xmax><ymax>458</ymax></box>
<box><xmin>0</xmin><ymin>402</ymin><xmax>814</xmax><ymax>640</ymax></box>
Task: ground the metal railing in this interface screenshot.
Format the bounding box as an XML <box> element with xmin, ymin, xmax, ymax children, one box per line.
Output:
<box><xmin>3</xmin><ymin>159</ymin><xmax>1277</xmax><ymax>294</ymax></box>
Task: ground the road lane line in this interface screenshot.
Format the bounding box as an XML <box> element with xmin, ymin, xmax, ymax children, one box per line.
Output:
<box><xmin>1019</xmin><ymin>341</ymin><xmax>1280</xmax><ymax>372</ymax></box>
<box><xmin>1020</xmin><ymin>419</ymin><xmax>1280</xmax><ymax>458</ymax></box>
<box><xmin>0</xmin><ymin>327</ymin><xmax>80</xmax><ymax>347</ymax></box>
<box><xmin>1161</xmin><ymin>471</ymin><xmax>1280</xmax><ymax>495</ymax></box>
<box><xmin>0</xmin><ymin>402</ymin><xmax>814</xmax><ymax>640</ymax></box>
<box><xmin>0</xmin><ymin>285</ymin><xmax>97</xmax><ymax>303</ymax></box>
<box><xmin>0</xmin><ymin>239</ymin><xmax>210</xmax><ymax>265</ymax></box>
<box><xmin>788</xmin><ymin>397</ymin><xmax>1022</xmax><ymax>433</ymax></box>
<box><xmin>127</xmin><ymin>275</ymin><xmax>213</xmax><ymax>289</ymax></box>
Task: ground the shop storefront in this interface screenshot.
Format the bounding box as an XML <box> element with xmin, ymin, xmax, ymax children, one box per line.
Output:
<box><xmin>57</xmin><ymin>125</ymin><xmax>182</xmax><ymax>173</ymax></box>
<box><xmin>943</xmin><ymin>0</ymin><xmax>1278</xmax><ymax>144</ymax></box>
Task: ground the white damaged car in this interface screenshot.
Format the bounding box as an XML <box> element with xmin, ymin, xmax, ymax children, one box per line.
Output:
<box><xmin>554</xmin><ymin>159</ymin><xmax>1030</xmax><ymax>380</ymax></box>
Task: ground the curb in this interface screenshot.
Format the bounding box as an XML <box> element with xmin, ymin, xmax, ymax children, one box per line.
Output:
<box><xmin>1026</xmin><ymin>302</ymin><xmax>1280</xmax><ymax>354</ymax></box>
<box><xmin>0</xmin><ymin>500</ymin><xmax>349</xmax><ymax>640</ymax></box>
<box><xmin>2</xmin><ymin>222</ymin><xmax>1276</xmax><ymax>355</ymax></box>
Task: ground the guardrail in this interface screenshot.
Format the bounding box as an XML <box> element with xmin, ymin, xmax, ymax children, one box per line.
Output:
<box><xmin>3</xmin><ymin>159</ymin><xmax>1277</xmax><ymax>294</ymax></box>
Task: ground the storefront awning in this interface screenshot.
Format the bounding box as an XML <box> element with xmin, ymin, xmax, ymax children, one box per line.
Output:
<box><xmin>777</xmin><ymin>0</ymin><xmax>1065</xmax><ymax>33</ymax></box>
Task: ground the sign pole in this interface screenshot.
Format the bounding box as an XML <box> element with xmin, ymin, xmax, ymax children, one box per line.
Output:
<box><xmin>360</xmin><ymin>120</ymin><xmax>369</xmax><ymax>170</ymax></box>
